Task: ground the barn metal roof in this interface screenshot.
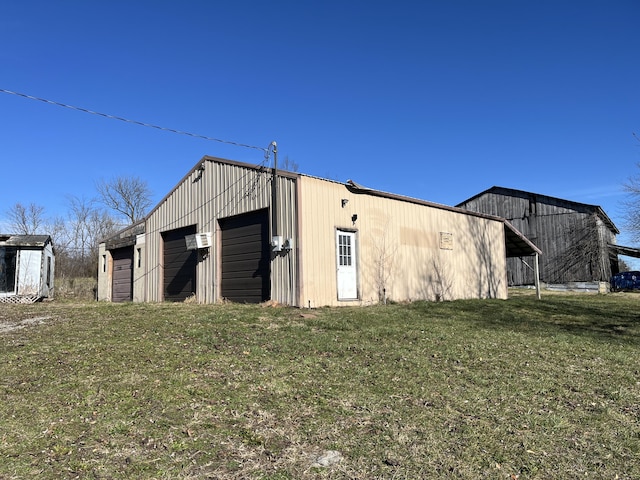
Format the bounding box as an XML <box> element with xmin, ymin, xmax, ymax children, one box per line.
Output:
<box><xmin>457</xmin><ymin>186</ymin><xmax>619</xmax><ymax>234</ymax></box>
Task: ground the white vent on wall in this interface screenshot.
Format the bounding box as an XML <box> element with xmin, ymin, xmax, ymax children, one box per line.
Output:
<box><xmin>185</xmin><ymin>232</ymin><xmax>212</xmax><ymax>250</ymax></box>
<box><xmin>196</xmin><ymin>232</ymin><xmax>212</xmax><ymax>248</ymax></box>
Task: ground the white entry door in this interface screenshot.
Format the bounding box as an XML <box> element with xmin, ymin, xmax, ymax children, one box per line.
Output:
<box><xmin>336</xmin><ymin>230</ymin><xmax>358</xmax><ymax>300</ymax></box>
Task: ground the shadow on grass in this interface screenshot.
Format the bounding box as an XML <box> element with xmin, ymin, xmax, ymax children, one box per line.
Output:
<box><xmin>409</xmin><ymin>293</ymin><xmax>640</xmax><ymax>344</ymax></box>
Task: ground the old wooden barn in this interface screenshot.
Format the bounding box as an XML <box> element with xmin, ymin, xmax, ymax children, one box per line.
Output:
<box><xmin>98</xmin><ymin>157</ymin><xmax>540</xmax><ymax>305</ymax></box>
<box><xmin>457</xmin><ymin>186</ymin><xmax>627</xmax><ymax>288</ymax></box>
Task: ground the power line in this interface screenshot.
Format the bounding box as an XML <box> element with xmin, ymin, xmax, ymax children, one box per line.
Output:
<box><xmin>0</xmin><ymin>88</ymin><xmax>281</xmax><ymax>265</ymax></box>
<box><xmin>0</xmin><ymin>87</ymin><xmax>267</xmax><ymax>152</ymax></box>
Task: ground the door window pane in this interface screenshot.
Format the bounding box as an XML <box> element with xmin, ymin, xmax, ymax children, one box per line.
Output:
<box><xmin>338</xmin><ymin>234</ymin><xmax>352</xmax><ymax>266</ymax></box>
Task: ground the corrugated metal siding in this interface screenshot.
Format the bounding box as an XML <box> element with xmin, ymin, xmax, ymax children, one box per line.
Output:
<box><xmin>144</xmin><ymin>159</ymin><xmax>298</xmax><ymax>304</ymax></box>
<box><xmin>298</xmin><ymin>176</ymin><xmax>507</xmax><ymax>306</ymax></box>
<box><xmin>271</xmin><ymin>174</ymin><xmax>298</xmax><ymax>305</ymax></box>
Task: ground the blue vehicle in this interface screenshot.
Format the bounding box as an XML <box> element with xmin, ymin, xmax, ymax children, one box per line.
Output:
<box><xmin>610</xmin><ymin>271</ymin><xmax>640</xmax><ymax>292</ymax></box>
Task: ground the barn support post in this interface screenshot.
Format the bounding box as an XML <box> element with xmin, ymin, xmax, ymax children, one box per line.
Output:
<box><xmin>534</xmin><ymin>252</ymin><xmax>541</xmax><ymax>300</ymax></box>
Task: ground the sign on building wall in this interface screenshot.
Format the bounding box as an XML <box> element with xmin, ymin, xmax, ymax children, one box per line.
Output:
<box><xmin>439</xmin><ymin>232</ymin><xmax>453</xmax><ymax>250</ymax></box>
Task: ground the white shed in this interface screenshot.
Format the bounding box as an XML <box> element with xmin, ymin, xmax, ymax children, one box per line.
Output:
<box><xmin>0</xmin><ymin>234</ymin><xmax>55</xmax><ymax>303</ymax></box>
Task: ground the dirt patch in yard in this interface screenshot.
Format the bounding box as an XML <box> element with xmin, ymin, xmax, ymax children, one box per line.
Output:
<box><xmin>0</xmin><ymin>316</ymin><xmax>51</xmax><ymax>334</ymax></box>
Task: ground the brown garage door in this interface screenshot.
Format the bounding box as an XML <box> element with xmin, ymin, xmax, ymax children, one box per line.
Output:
<box><xmin>220</xmin><ymin>209</ymin><xmax>270</xmax><ymax>303</ymax></box>
<box><xmin>162</xmin><ymin>225</ymin><xmax>197</xmax><ymax>302</ymax></box>
<box><xmin>111</xmin><ymin>247</ymin><xmax>133</xmax><ymax>302</ymax></box>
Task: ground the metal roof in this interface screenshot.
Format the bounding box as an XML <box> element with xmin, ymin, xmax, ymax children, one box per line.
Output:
<box><xmin>457</xmin><ymin>186</ymin><xmax>619</xmax><ymax>235</ymax></box>
<box><xmin>504</xmin><ymin>221</ymin><xmax>542</xmax><ymax>257</ymax></box>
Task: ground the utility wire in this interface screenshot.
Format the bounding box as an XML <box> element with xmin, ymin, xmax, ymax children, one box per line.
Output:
<box><xmin>1</xmin><ymin>88</ymin><xmax>280</xmax><ymax>263</ymax></box>
<box><xmin>0</xmin><ymin>88</ymin><xmax>267</xmax><ymax>152</ymax></box>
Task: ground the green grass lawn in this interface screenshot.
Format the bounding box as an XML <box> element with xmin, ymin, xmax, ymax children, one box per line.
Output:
<box><xmin>0</xmin><ymin>292</ymin><xmax>638</xmax><ymax>479</ymax></box>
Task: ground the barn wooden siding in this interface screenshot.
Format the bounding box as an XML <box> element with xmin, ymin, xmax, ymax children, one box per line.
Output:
<box><xmin>458</xmin><ymin>188</ymin><xmax>618</xmax><ymax>285</ymax></box>
<box><xmin>297</xmin><ymin>176</ymin><xmax>508</xmax><ymax>306</ymax></box>
<box><xmin>144</xmin><ymin>157</ymin><xmax>298</xmax><ymax>304</ymax></box>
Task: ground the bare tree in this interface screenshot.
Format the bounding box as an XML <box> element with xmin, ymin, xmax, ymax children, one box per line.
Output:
<box><xmin>47</xmin><ymin>215</ymin><xmax>74</xmax><ymax>279</ymax></box>
<box><xmin>424</xmin><ymin>257</ymin><xmax>454</xmax><ymax>301</ymax></box>
<box><xmin>96</xmin><ymin>175</ymin><xmax>152</xmax><ymax>224</ymax></box>
<box><xmin>618</xmin><ymin>257</ymin><xmax>632</xmax><ymax>272</ymax></box>
<box><xmin>65</xmin><ymin>195</ymin><xmax>118</xmax><ymax>277</ymax></box>
<box><xmin>5</xmin><ymin>203</ymin><xmax>47</xmax><ymax>235</ymax></box>
<box><xmin>372</xmin><ymin>226</ymin><xmax>397</xmax><ymax>303</ymax></box>
<box><xmin>279</xmin><ymin>155</ymin><xmax>299</xmax><ymax>172</ymax></box>
<box><xmin>623</xmin><ymin>161</ymin><xmax>640</xmax><ymax>243</ymax></box>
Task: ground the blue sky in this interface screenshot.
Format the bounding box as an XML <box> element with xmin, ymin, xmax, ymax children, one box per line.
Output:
<box><xmin>2</xmin><ymin>1</ymin><xmax>639</xmax><ymax>261</ymax></box>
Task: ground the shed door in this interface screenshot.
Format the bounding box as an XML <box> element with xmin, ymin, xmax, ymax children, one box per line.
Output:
<box><xmin>220</xmin><ymin>209</ymin><xmax>270</xmax><ymax>303</ymax></box>
<box><xmin>0</xmin><ymin>247</ymin><xmax>17</xmax><ymax>294</ymax></box>
<box><xmin>162</xmin><ymin>225</ymin><xmax>197</xmax><ymax>302</ymax></box>
<box><xmin>336</xmin><ymin>230</ymin><xmax>358</xmax><ymax>300</ymax></box>
<box><xmin>111</xmin><ymin>247</ymin><xmax>133</xmax><ymax>302</ymax></box>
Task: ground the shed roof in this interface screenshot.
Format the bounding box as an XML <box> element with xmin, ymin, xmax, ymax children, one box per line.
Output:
<box><xmin>504</xmin><ymin>221</ymin><xmax>542</xmax><ymax>257</ymax></box>
<box><xmin>0</xmin><ymin>234</ymin><xmax>53</xmax><ymax>248</ymax></box>
<box><xmin>100</xmin><ymin>220</ymin><xmax>145</xmax><ymax>249</ymax></box>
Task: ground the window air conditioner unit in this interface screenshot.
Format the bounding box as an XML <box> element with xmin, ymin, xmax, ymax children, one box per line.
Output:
<box><xmin>185</xmin><ymin>232</ymin><xmax>212</xmax><ymax>250</ymax></box>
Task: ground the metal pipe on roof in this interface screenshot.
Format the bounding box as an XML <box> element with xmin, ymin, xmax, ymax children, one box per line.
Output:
<box><xmin>271</xmin><ymin>141</ymin><xmax>278</xmax><ymax>238</ymax></box>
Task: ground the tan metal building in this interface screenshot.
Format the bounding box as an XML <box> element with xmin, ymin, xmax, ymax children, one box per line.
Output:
<box><xmin>98</xmin><ymin>156</ymin><xmax>540</xmax><ymax>305</ymax></box>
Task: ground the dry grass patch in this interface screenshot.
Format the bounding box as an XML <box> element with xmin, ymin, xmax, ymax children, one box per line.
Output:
<box><xmin>0</xmin><ymin>293</ymin><xmax>638</xmax><ymax>478</ymax></box>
